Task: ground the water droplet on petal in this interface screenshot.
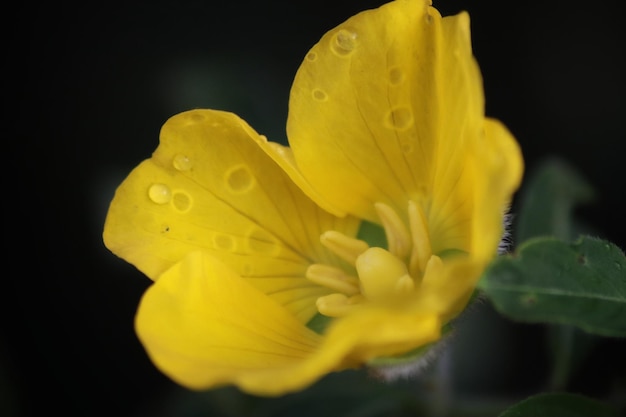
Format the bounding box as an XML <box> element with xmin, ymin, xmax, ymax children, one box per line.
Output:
<box><xmin>173</xmin><ymin>154</ymin><xmax>192</xmax><ymax>171</ymax></box>
<box><xmin>388</xmin><ymin>67</ymin><xmax>405</xmax><ymax>85</ymax></box>
<box><xmin>213</xmin><ymin>233</ymin><xmax>236</xmax><ymax>251</ymax></box>
<box><xmin>385</xmin><ymin>107</ymin><xmax>413</xmax><ymax>130</ymax></box>
<box><xmin>172</xmin><ymin>191</ymin><xmax>192</xmax><ymax>213</ymax></box>
<box><xmin>190</xmin><ymin>112</ymin><xmax>206</xmax><ymax>122</ymax></box>
<box><xmin>401</xmin><ymin>141</ymin><xmax>413</xmax><ymax>154</ymax></box>
<box><xmin>242</xmin><ymin>264</ymin><xmax>254</xmax><ymax>276</ymax></box>
<box><xmin>148</xmin><ymin>184</ymin><xmax>171</xmax><ymax>204</ymax></box>
<box><xmin>247</xmin><ymin>228</ymin><xmax>280</xmax><ymax>256</ymax></box>
<box><xmin>312</xmin><ymin>89</ymin><xmax>328</xmax><ymax>101</ymax></box>
<box><xmin>331</xmin><ymin>29</ymin><xmax>358</xmax><ymax>56</ymax></box>
<box><xmin>306</xmin><ymin>51</ymin><xmax>318</xmax><ymax>62</ymax></box>
<box><xmin>225</xmin><ymin>164</ymin><xmax>255</xmax><ymax>193</ymax></box>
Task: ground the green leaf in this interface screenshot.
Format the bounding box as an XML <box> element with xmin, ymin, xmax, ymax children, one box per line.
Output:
<box><xmin>497</xmin><ymin>392</ymin><xmax>619</xmax><ymax>417</ymax></box>
<box><xmin>515</xmin><ymin>157</ymin><xmax>594</xmax><ymax>242</ymax></box>
<box><xmin>511</xmin><ymin>158</ymin><xmax>603</xmax><ymax>390</ymax></box>
<box><xmin>478</xmin><ymin>235</ymin><xmax>626</xmax><ymax>338</ymax></box>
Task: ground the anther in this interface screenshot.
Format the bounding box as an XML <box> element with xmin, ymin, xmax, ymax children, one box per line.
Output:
<box><xmin>316</xmin><ymin>293</ymin><xmax>363</xmax><ymax>317</ymax></box>
<box><xmin>320</xmin><ymin>231</ymin><xmax>369</xmax><ymax>265</ymax></box>
<box><xmin>408</xmin><ymin>200</ymin><xmax>432</xmax><ymax>278</ymax></box>
<box><xmin>421</xmin><ymin>255</ymin><xmax>443</xmax><ymax>287</ymax></box>
<box><xmin>306</xmin><ymin>264</ymin><xmax>360</xmax><ymax>295</ymax></box>
<box><xmin>395</xmin><ymin>274</ymin><xmax>415</xmax><ymax>293</ymax></box>
<box><xmin>374</xmin><ymin>202</ymin><xmax>411</xmax><ymax>259</ymax></box>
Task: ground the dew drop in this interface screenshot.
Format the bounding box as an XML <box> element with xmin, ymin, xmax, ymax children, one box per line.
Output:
<box><xmin>331</xmin><ymin>29</ymin><xmax>358</xmax><ymax>56</ymax></box>
<box><xmin>190</xmin><ymin>112</ymin><xmax>206</xmax><ymax>122</ymax></box>
<box><xmin>172</xmin><ymin>191</ymin><xmax>192</xmax><ymax>213</ymax></box>
<box><xmin>242</xmin><ymin>263</ymin><xmax>254</xmax><ymax>276</ymax></box>
<box><xmin>401</xmin><ymin>141</ymin><xmax>413</xmax><ymax>154</ymax></box>
<box><xmin>306</xmin><ymin>51</ymin><xmax>318</xmax><ymax>62</ymax></box>
<box><xmin>312</xmin><ymin>89</ymin><xmax>328</xmax><ymax>101</ymax></box>
<box><xmin>388</xmin><ymin>67</ymin><xmax>405</xmax><ymax>85</ymax></box>
<box><xmin>148</xmin><ymin>183</ymin><xmax>171</xmax><ymax>204</ymax></box>
<box><xmin>225</xmin><ymin>164</ymin><xmax>255</xmax><ymax>193</ymax></box>
<box><xmin>172</xmin><ymin>154</ymin><xmax>192</xmax><ymax>172</ymax></box>
<box><xmin>616</xmin><ymin>261</ymin><xmax>623</xmax><ymax>270</ymax></box>
<box><xmin>385</xmin><ymin>107</ymin><xmax>413</xmax><ymax>130</ymax></box>
<box><xmin>213</xmin><ymin>233</ymin><xmax>236</xmax><ymax>251</ymax></box>
<box><xmin>247</xmin><ymin>228</ymin><xmax>280</xmax><ymax>256</ymax></box>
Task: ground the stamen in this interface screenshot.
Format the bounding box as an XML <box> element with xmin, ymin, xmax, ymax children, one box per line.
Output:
<box><xmin>316</xmin><ymin>293</ymin><xmax>363</xmax><ymax>317</ymax></box>
<box><xmin>395</xmin><ymin>274</ymin><xmax>415</xmax><ymax>293</ymax></box>
<box><xmin>356</xmin><ymin>247</ymin><xmax>413</xmax><ymax>301</ymax></box>
<box><xmin>408</xmin><ymin>200</ymin><xmax>432</xmax><ymax>278</ymax></box>
<box><xmin>421</xmin><ymin>255</ymin><xmax>443</xmax><ymax>286</ymax></box>
<box><xmin>374</xmin><ymin>202</ymin><xmax>411</xmax><ymax>259</ymax></box>
<box><xmin>320</xmin><ymin>231</ymin><xmax>369</xmax><ymax>265</ymax></box>
<box><xmin>306</xmin><ymin>264</ymin><xmax>360</xmax><ymax>295</ymax></box>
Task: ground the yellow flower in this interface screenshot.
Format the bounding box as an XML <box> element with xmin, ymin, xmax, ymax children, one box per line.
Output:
<box><xmin>103</xmin><ymin>0</ymin><xmax>523</xmax><ymax>396</ymax></box>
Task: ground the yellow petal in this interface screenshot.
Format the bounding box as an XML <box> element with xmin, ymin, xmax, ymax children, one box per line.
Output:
<box><xmin>287</xmin><ymin>0</ymin><xmax>485</xmax><ymax>223</ymax></box>
<box><xmin>415</xmin><ymin>256</ymin><xmax>484</xmax><ymax>322</ymax></box>
<box><xmin>304</xmin><ymin>305</ymin><xmax>441</xmax><ymax>375</ymax></box>
<box><xmin>409</xmin><ymin>118</ymin><xmax>524</xmax><ymax>324</ymax></box>
<box><xmin>423</xmin><ymin>121</ymin><xmax>523</xmax><ymax>261</ymax></box>
<box><xmin>137</xmin><ymin>251</ymin><xmax>441</xmax><ymax>396</ymax></box>
<box><xmin>468</xmin><ymin>118</ymin><xmax>524</xmax><ymax>259</ymax></box>
<box><xmin>239</xmin><ymin>305</ymin><xmax>441</xmax><ymax>395</ymax></box>
<box><xmin>135</xmin><ymin>251</ymin><xmax>322</xmax><ymax>391</ymax></box>
<box><xmin>103</xmin><ymin>109</ymin><xmax>360</xmax><ymax>322</ymax></box>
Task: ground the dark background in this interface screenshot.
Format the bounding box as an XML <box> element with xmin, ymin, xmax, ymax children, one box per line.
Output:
<box><xmin>6</xmin><ymin>1</ymin><xmax>625</xmax><ymax>416</ymax></box>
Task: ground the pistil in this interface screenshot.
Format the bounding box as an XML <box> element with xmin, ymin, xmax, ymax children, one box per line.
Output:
<box><xmin>356</xmin><ymin>247</ymin><xmax>414</xmax><ymax>302</ymax></box>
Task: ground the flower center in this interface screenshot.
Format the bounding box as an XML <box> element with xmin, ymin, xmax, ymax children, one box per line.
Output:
<box><xmin>307</xmin><ymin>201</ymin><xmax>443</xmax><ymax>317</ymax></box>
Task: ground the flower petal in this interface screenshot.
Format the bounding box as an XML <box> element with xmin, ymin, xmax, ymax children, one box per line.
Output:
<box><xmin>287</xmin><ymin>0</ymin><xmax>485</xmax><ymax>224</ymax></box>
<box><xmin>238</xmin><ymin>307</ymin><xmax>440</xmax><ymax>395</ymax></box>
<box><xmin>317</xmin><ymin>304</ymin><xmax>441</xmax><ymax>368</ymax></box>
<box><xmin>135</xmin><ymin>251</ymin><xmax>322</xmax><ymax>391</ymax></box>
<box><xmin>426</xmin><ymin>118</ymin><xmax>524</xmax><ymax>258</ymax></box>
<box><xmin>467</xmin><ymin>119</ymin><xmax>524</xmax><ymax>259</ymax></box>
<box><xmin>137</xmin><ymin>251</ymin><xmax>441</xmax><ymax>396</ymax></box>
<box><xmin>416</xmin><ymin>257</ymin><xmax>484</xmax><ymax>322</ymax></box>
<box><xmin>419</xmin><ymin>119</ymin><xmax>523</xmax><ymax>315</ymax></box>
<box><xmin>103</xmin><ymin>109</ymin><xmax>360</xmax><ymax>322</ymax></box>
